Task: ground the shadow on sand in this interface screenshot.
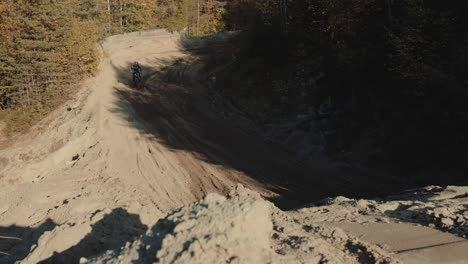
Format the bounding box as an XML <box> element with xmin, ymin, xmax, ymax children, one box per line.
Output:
<box><xmin>38</xmin><ymin>208</ymin><xmax>147</xmax><ymax>264</ymax></box>
<box><xmin>0</xmin><ymin>219</ymin><xmax>56</xmax><ymax>263</ymax></box>
<box><xmin>1</xmin><ymin>209</ymin><xmax>147</xmax><ymax>263</ymax></box>
<box><xmin>105</xmin><ymin>34</ymin><xmax>420</xmax><ymax>210</ymax></box>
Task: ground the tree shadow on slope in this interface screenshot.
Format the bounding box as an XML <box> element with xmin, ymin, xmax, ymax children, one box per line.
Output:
<box><xmin>107</xmin><ymin>38</ymin><xmax>407</xmax><ymax>210</ymax></box>
<box><xmin>0</xmin><ymin>219</ymin><xmax>56</xmax><ymax>263</ymax></box>
<box><xmin>175</xmin><ymin>35</ymin><xmax>468</xmax><ymax>201</ymax></box>
<box><xmin>39</xmin><ymin>208</ymin><xmax>147</xmax><ymax>264</ymax></box>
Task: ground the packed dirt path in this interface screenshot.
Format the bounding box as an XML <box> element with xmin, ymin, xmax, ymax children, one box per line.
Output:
<box><xmin>1</xmin><ymin>30</ymin><xmax>467</xmax><ymax>263</ymax></box>
<box><xmin>0</xmin><ymin>29</ymin><xmax>291</xmax><ymax>263</ymax></box>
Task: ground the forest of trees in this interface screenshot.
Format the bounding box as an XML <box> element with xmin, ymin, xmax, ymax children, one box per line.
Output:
<box><xmin>211</xmin><ymin>0</ymin><xmax>468</xmax><ymax>175</ymax></box>
<box><xmin>0</xmin><ymin>0</ymin><xmax>223</xmax><ymax>134</ymax></box>
<box><xmin>1</xmin><ymin>0</ymin><xmax>468</xmax><ymax>175</ymax></box>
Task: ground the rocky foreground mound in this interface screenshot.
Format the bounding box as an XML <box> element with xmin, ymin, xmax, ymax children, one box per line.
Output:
<box><xmin>7</xmin><ymin>185</ymin><xmax>466</xmax><ymax>263</ymax></box>
<box><xmin>83</xmin><ymin>185</ymin><xmax>400</xmax><ymax>264</ymax></box>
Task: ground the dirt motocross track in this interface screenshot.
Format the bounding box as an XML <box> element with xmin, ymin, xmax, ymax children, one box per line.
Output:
<box><xmin>0</xmin><ymin>30</ymin><xmax>324</xmax><ymax>262</ymax></box>
<box><xmin>5</xmin><ymin>30</ymin><xmax>466</xmax><ymax>263</ymax></box>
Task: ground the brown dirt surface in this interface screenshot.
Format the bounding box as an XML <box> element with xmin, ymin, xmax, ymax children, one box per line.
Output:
<box><xmin>0</xmin><ymin>30</ymin><xmax>467</xmax><ymax>263</ymax></box>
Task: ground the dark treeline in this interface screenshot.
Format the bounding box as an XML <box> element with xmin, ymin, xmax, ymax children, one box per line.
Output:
<box><xmin>1</xmin><ymin>0</ymin><xmax>96</xmax><ymax>131</ymax></box>
<box><xmin>210</xmin><ymin>0</ymin><xmax>468</xmax><ymax>175</ymax></box>
<box><xmin>0</xmin><ymin>0</ymin><xmax>156</xmax><ymax>132</ymax></box>
<box><xmin>1</xmin><ymin>0</ymin><xmax>468</xmax><ymax>176</ymax></box>
<box><xmin>0</xmin><ymin>0</ymin><xmax>222</xmax><ymax>134</ymax></box>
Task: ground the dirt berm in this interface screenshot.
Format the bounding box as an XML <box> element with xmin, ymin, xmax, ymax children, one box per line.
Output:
<box><xmin>1</xmin><ymin>29</ymin><xmax>467</xmax><ymax>264</ymax></box>
<box><xmin>80</xmin><ymin>185</ymin><xmax>398</xmax><ymax>264</ymax></box>
<box><xmin>75</xmin><ymin>185</ymin><xmax>468</xmax><ymax>264</ymax></box>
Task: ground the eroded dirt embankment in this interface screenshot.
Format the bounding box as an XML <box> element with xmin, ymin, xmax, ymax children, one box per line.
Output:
<box><xmin>0</xmin><ymin>29</ymin><xmax>303</xmax><ymax>263</ymax></box>
<box><xmin>0</xmin><ymin>30</ymin><xmax>467</xmax><ymax>263</ymax></box>
<box><xmin>70</xmin><ymin>185</ymin><xmax>468</xmax><ymax>264</ymax></box>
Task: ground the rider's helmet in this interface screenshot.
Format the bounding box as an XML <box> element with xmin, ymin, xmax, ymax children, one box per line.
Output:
<box><xmin>132</xmin><ymin>62</ymin><xmax>140</xmax><ymax>73</ymax></box>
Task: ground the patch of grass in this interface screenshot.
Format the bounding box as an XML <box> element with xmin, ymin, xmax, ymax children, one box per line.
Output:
<box><xmin>0</xmin><ymin>108</ymin><xmax>48</xmax><ymax>148</ymax></box>
<box><xmin>0</xmin><ymin>85</ymin><xmax>76</xmax><ymax>138</ymax></box>
<box><xmin>0</xmin><ymin>110</ymin><xmax>8</xmax><ymax>121</ymax></box>
<box><xmin>1</xmin><ymin>109</ymin><xmax>40</xmax><ymax>136</ymax></box>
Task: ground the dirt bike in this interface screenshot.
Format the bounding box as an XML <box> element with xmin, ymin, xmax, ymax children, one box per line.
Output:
<box><xmin>132</xmin><ymin>71</ymin><xmax>141</xmax><ymax>89</ymax></box>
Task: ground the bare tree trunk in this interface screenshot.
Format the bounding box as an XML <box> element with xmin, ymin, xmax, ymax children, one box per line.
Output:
<box><xmin>107</xmin><ymin>0</ymin><xmax>111</xmax><ymax>33</ymax></box>
<box><xmin>283</xmin><ymin>0</ymin><xmax>287</xmax><ymax>32</ymax></box>
<box><xmin>26</xmin><ymin>71</ymin><xmax>32</xmax><ymax>106</ymax></box>
<box><xmin>384</xmin><ymin>0</ymin><xmax>393</xmax><ymax>28</ymax></box>
<box><xmin>197</xmin><ymin>0</ymin><xmax>200</xmax><ymax>35</ymax></box>
<box><xmin>123</xmin><ymin>1</ymin><xmax>127</xmax><ymax>27</ymax></box>
<box><xmin>119</xmin><ymin>0</ymin><xmax>123</xmax><ymax>29</ymax></box>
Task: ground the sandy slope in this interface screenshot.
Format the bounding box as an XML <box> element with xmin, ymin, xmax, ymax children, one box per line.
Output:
<box><xmin>0</xmin><ymin>30</ymin><xmax>467</xmax><ymax>263</ymax></box>
<box><xmin>0</xmin><ymin>30</ymin><xmax>265</xmax><ymax>263</ymax></box>
<box><xmin>85</xmin><ymin>185</ymin><xmax>400</xmax><ymax>264</ymax></box>
<box><xmin>61</xmin><ymin>185</ymin><xmax>468</xmax><ymax>264</ymax></box>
